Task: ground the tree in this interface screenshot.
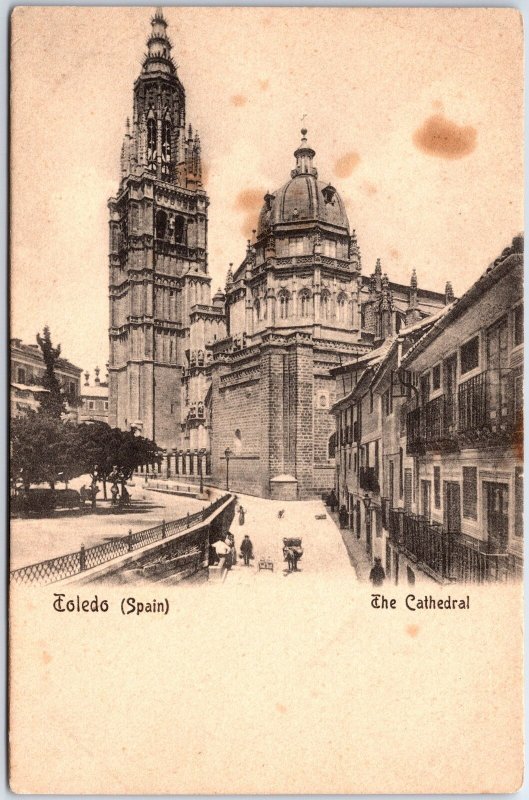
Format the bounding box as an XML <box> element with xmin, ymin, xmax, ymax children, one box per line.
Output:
<box><xmin>11</xmin><ymin>413</ymin><xmax>83</xmax><ymax>491</ymax></box>
<box><xmin>36</xmin><ymin>326</ymin><xmax>67</xmax><ymax>419</ymax></box>
<box><xmin>77</xmin><ymin>422</ymin><xmax>159</xmax><ymax>506</ymax></box>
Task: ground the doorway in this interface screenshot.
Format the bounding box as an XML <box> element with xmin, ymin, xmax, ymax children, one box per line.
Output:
<box><xmin>484</xmin><ymin>481</ymin><xmax>509</xmax><ymax>552</ymax></box>
<box><xmin>444</xmin><ymin>481</ymin><xmax>461</xmax><ymax>533</ymax></box>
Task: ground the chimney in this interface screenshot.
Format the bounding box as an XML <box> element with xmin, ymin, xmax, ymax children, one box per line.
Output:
<box><xmin>94</xmin><ymin>366</ymin><xmax>100</xmax><ymax>386</ymax></box>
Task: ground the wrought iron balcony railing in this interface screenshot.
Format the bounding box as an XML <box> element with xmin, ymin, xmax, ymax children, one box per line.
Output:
<box><xmin>388</xmin><ymin>507</ymin><xmax>515</xmax><ymax>583</ymax></box>
<box><xmin>359</xmin><ymin>466</ymin><xmax>380</xmax><ymax>494</ymax></box>
<box><xmin>458</xmin><ymin>371</ymin><xmax>487</xmax><ymax>433</ymax></box>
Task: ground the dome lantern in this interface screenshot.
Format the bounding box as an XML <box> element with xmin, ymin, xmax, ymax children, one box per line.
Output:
<box><xmin>292</xmin><ymin>128</ymin><xmax>317</xmax><ymax>178</ymax></box>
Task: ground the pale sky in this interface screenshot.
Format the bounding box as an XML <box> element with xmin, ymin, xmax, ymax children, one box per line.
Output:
<box><xmin>11</xmin><ymin>7</ymin><xmax>523</xmax><ymax>376</ymax></box>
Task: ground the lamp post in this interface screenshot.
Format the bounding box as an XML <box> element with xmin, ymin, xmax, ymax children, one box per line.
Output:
<box><xmin>362</xmin><ymin>491</ymin><xmax>372</xmax><ymax>558</ymax></box>
<box><xmin>224</xmin><ymin>447</ymin><xmax>232</xmax><ymax>491</ymax></box>
<box><xmin>198</xmin><ymin>448</ymin><xmax>206</xmax><ymax>495</ymax></box>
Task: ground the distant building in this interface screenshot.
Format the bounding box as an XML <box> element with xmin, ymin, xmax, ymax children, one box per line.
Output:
<box><xmin>10</xmin><ymin>338</ymin><xmax>82</xmax><ymax>421</ymax></box>
<box><xmin>80</xmin><ymin>367</ymin><xmax>109</xmax><ymax>425</ymax></box>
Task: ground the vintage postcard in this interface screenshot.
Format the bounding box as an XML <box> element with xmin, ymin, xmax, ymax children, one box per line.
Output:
<box><xmin>9</xmin><ymin>6</ymin><xmax>524</xmax><ymax>794</ymax></box>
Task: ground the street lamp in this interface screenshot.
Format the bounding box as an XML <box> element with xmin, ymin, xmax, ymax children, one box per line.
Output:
<box><xmin>197</xmin><ymin>448</ymin><xmax>206</xmax><ymax>495</ymax></box>
<box><xmin>224</xmin><ymin>447</ymin><xmax>232</xmax><ymax>491</ymax></box>
<box><xmin>362</xmin><ymin>492</ymin><xmax>372</xmax><ymax>512</ymax></box>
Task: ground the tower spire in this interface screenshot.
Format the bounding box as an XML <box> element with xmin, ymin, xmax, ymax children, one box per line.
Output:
<box><xmin>143</xmin><ymin>6</ymin><xmax>174</xmax><ymax>74</ymax></box>
<box><xmin>292</xmin><ymin>128</ymin><xmax>317</xmax><ymax>177</ymax></box>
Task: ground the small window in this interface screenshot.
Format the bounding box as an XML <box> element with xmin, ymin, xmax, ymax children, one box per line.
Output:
<box><xmin>434</xmin><ymin>466</ymin><xmax>441</xmax><ymax>509</ymax></box>
<box><xmin>328</xmin><ymin>432</ymin><xmax>337</xmax><ymax>459</ymax></box>
<box><xmin>514</xmin><ymin>303</ymin><xmax>524</xmax><ymax>346</ymax></box>
<box><xmin>369</xmin><ymin>390</ymin><xmax>374</xmax><ymax>414</ymax></box>
<box><xmin>432</xmin><ymin>365</ymin><xmax>441</xmax><ymax>390</ymax></box>
<box><xmin>420</xmin><ymin>373</ymin><xmax>431</xmax><ymax>406</ymax></box>
<box><xmin>104</xmin><ymin>402</ymin><xmax>108</xmax><ymax>410</ymax></box>
<box><xmin>17</xmin><ymin>367</ymin><xmax>26</xmax><ymax>384</ymax></box>
<box><xmin>460</xmin><ymin>336</ymin><xmax>479</xmax><ymax>374</ymax></box>
<box><xmin>88</xmin><ymin>401</ymin><xmax>94</xmax><ymax>410</ymax></box>
<box><xmin>515</xmin><ymin>466</ymin><xmax>523</xmax><ymax>537</ymax></box>
<box><xmin>462</xmin><ymin>466</ymin><xmax>477</xmax><ymax>520</ymax></box>
<box><xmin>289</xmin><ymin>236</ymin><xmax>304</xmax><ymax>256</ymax></box>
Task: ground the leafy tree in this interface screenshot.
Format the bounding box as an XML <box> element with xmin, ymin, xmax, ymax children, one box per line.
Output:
<box><xmin>11</xmin><ymin>413</ymin><xmax>83</xmax><ymax>491</ymax></box>
<box><xmin>36</xmin><ymin>326</ymin><xmax>67</xmax><ymax>419</ymax></box>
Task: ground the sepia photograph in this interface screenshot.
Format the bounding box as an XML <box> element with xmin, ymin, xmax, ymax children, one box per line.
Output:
<box><xmin>9</xmin><ymin>6</ymin><xmax>524</xmax><ymax>794</ymax></box>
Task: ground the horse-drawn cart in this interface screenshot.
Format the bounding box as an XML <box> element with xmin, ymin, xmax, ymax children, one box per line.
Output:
<box><xmin>283</xmin><ymin>537</ymin><xmax>303</xmax><ymax>572</ymax></box>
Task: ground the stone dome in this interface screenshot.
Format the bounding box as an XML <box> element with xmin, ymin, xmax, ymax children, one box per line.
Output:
<box><xmin>257</xmin><ymin>130</ymin><xmax>350</xmax><ymax>238</ymax></box>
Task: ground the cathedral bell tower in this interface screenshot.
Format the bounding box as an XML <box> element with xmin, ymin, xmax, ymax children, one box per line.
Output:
<box><xmin>108</xmin><ymin>8</ymin><xmax>211</xmax><ymax>449</ymax></box>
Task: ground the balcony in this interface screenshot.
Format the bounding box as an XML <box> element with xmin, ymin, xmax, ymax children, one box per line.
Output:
<box><xmin>406</xmin><ymin>370</ymin><xmax>516</xmax><ymax>453</ymax></box>
<box><xmin>388</xmin><ymin>508</ymin><xmax>514</xmax><ymax>583</ymax></box>
<box><xmin>359</xmin><ymin>466</ymin><xmax>380</xmax><ymax>494</ymax></box>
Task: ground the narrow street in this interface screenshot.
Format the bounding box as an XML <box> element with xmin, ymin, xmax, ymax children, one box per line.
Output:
<box><xmin>225</xmin><ymin>494</ymin><xmax>357</xmax><ymax>584</ymax></box>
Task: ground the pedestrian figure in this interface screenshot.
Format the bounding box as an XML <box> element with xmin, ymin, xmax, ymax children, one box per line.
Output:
<box><xmin>240</xmin><ymin>534</ymin><xmax>253</xmax><ymax>566</ymax></box>
<box><xmin>278</xmin><ymin>509</ymin><xmax>285</xmax><ymax>519</ymax></box>
<box><xmin>120</xmin><ymin>485</ymin><xmax>130</xmax><ymax>507</ymax></box>
<box><xmin>79</xmin><ymin>485</ymin><xmax>88</xmax><ymax>507</ymax></box>
<box><xmin>110</xmin><ymin>483</ymin><xmax>119</xmax><ymax>506</ymax></box>
<box><xmin>369</xmin><ymin>557</ymin><xmax>386</xmax><ymax>587</ymax></box>
<box><xmin>339</xmin><ymin>504</ymin><xmax>348</xmax><ymax>529</ymax></box>
<box><xmin>212</xmin><ymin>536</ymin><xmax>231</xmax><ymax>566</ymax></box>
<box><xmin>328</xmin><ymin>489</ymin><xmax>338</xmax><ymax>513</ymax></box>
<box><xmin>238</xmin><ymin>506</ymin><xmax>245</xmax><ymax>526</ymax></box>
<box><xmin>226</xmin><ymin>532</ymin><xmax>237</xmax><ymax>565</ymax></box>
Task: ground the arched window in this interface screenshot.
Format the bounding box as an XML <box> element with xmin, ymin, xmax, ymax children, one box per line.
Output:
<box><xmin>174</xmin><ymin>215</ymin><xmax>185</xmax><ymax>244</ymax></box>
<box><xmin>155</xmin><ymin>210</ymin><xmax>167</xmax><ymax>240</ymax></box>
<box><xmin>161</xmin><ymin>119</ymin><xmax>171</xmax><ymax>177</ymax></box>
<box><xmin>233</xmin><ymin>429</ymin><xmax>242</xmax><ymax>454</ymax></box>
<box><xmin>328</xmin><ymin>432</ymin><xmax>337</xmax><ymax>459</ymax></box>
<box><xmin>321</xmin><ymin>290</ymin><xmax>330</xmax><ymax>320</ymax></box>
<box><xmin>147</xmin><ymin>117</ymin><xmax>157</xmax><ymax>172</ymax></box>
<box><xmin>337</xmin><ymin>293</ymin><xmax>347</xmax><ymax>323</ymax></box>
<box><xmin>299</xmin><ymin>290</ymin><xmax>311</xmax><ymax>318</ymax></box>
<box><xmin>279</xmin><ymin>291</ymin><xmax>290</xmax><ymax>319</ymax></box>
<box><xmin>254</xmin><ymin>299</ymin><xmax>260</xmax><ymax>324</ymax></box>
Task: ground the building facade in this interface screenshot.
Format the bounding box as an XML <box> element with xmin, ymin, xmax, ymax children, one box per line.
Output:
<box><xmin>80</xmin><ymin>367</ymin><xmax>110</xmax><ymax>425</ymax></box>
<box><xmin>10</xmin><ymin>338</ymin><xmax>82</xmax><ymax>421</ymax></box>
<box><xmin>208</xmin><ymin>132</ymin><xmax>447</xmax><ymax>499</ymax></box>
<box><xmin>108</xmin><ymin>10</ymin><xmax>225</xmax><ymax>459</ymax></box>
<box><xmin>332</xmin><ymin>235</ymin><xmax>523</xmax><ymax>583</ymax></box>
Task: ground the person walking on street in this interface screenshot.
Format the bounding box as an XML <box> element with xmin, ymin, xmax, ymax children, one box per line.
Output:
<box><xmin>369</xmin><ymin>557</ymin><xmax>386</xmax><ymax>587</ymax></box>
<box><xmin>339</xmin><ymin>504</ymin><xmax>348</xmax><ymax>529</ymax></box>
<box><xmin>238</xmin><ymin>505</ymin><xmax>245</xmax><ymax>526</ymax></box>
<box><xmin>240</xmin><ymin>534</ymin><xmax>253</xmax><ymax>566</ymax></box>
<box><xmin>328</xmin><ymin>489</ymin><xmax>338</xmax><ymax>513</ymax></box>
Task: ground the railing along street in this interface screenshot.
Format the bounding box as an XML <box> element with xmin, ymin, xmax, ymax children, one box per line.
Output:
<box><xmin>10</xmin><ymin>493</ymin><xmax>231</xmax><ymax>587</ymax></box>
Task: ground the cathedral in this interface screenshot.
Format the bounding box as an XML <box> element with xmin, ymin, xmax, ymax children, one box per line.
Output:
<box><xmin>109</xmin><ymin>10</ymin><xmax>450</xmax><ymax>499</ymax></box>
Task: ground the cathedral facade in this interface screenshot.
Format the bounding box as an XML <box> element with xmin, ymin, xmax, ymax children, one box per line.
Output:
<box><xmin>208</xmin><ymin>132</ymin><xmax>449</xmax><ymax>499</ymax></box>
<box><xmin>109</xmin><ymin>10</ymin><xmax>450</xmax><ymax>498</ymax></box>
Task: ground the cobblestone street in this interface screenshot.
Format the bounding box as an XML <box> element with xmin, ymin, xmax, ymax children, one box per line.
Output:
<box><xmin>225</xmin><ymin>494</ymin><xmax>358</xmax><ymax>584</ymax></box>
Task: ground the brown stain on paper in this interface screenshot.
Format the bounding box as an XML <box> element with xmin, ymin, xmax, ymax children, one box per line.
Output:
<box><xmin>42</xmin><ymin>651</ymin><xmax>52</xmax><ymax>665</ymax></box>
<box><xmin>235</xmin><ymin>188</ymin><xmax>265</xmax><ymax>238</ymax></box>
<box><xmin>406</xmin><ymin>625</ymin><xmax>420</xmax><ymax>638</ymax></box>
<box><xmin>276</xmin><ymin>703</ymin><xmax>287</xmax><ymax>714</ymax></box>
<box><xmin>413</xmin><ymin>114</ymin><xmax>477</xmax><ymax>160</ymax></box>
<box><xmin>333</xmin><ymin>151</ymin><xmax>360</xmax><ymax>178</ymax></box>
<box><xmin>231</xmin><ymin>94</ymin><xmax>247</xmax><ymax>107</ymax></box>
